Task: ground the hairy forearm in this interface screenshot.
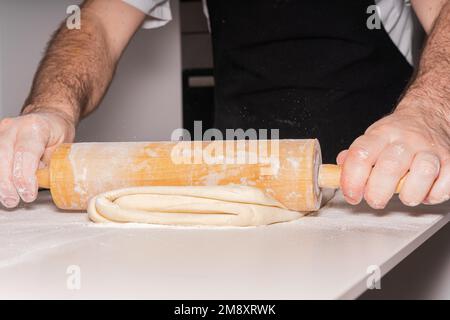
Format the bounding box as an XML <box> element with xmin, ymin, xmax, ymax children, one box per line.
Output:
<box><xmin>22</xmin><ymin>8</ymin><xmax>116</xmax><ymax>125</ymax></box>
<box><xmin>398</xmin><ymin>1</ymin><xmax>450</xmax><ymax>123</ymax></box>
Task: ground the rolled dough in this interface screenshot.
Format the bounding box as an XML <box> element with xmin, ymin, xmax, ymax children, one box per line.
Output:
<box><xmin>88</xmin><ymin>185</ymin><xmax>303</xmax><ymax>227</ymax></box>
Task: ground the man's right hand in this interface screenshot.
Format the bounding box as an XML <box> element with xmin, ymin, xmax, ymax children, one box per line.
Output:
<box><xmin>0</xmin><ymin>111</ymin><xmax>75</xmax><ymax>208</ymax></box>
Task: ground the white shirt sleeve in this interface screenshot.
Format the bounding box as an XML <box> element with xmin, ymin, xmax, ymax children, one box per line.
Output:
<box><xmin>375</xmin><ymin>0</ymin><xmax>424</xmax><ymax>66</ymax></box>
<box><xmin>123</xmin><ymin>0</ymin><xmax>172</xmax><ymax>29</ymax></box>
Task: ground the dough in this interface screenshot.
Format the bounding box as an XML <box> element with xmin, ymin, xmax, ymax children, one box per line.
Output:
<box><xmin>88</xmin><ymin>185</ymin><xmax>303</xmax><ymax>227</ymax></box>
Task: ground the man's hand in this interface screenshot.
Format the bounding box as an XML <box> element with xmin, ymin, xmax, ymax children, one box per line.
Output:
<box><xmin>0</xmin><ymin>0</ymin><xmax>146</xmax><ymax>208</ymax></box>
<box><xmin>0</xmin><ymin>110</ymin><xmax>75</xmax><ymax>208</ymax></box>
<box><xmin>338</xmin><ymin>105</ymin><xmax>449</xmax><ymax>209</ymax></box>
<box><xmin>338</xmin><ymin>0</ymin><xmax>450</xmax><ymax>209</ymax></box>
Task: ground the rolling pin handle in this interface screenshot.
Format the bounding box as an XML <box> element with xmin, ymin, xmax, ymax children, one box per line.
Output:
<box><xmin>37</xmin><ymin>167</ymin><xmax>50</xmax><ymax>189</ymax></box>
<box><xmin>318</xmin><ymin>164</ymin><xmax>341</xmax><ymax>189</ymax></box>
<box><xmin>318</xmin><ymin>164</ymin><xmax>404</xmax><ymax>193</ymax></box>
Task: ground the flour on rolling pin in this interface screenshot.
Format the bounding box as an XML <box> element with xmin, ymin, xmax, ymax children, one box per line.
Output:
<box><xmin>42</xmin><ymin>139</ymin><xmax>326</xmax><ymax>212</ymax></box>
<box><xmin>69</xmin><ymin>142</ymin><xmax>153</xmax><ymax>200</ymax></box>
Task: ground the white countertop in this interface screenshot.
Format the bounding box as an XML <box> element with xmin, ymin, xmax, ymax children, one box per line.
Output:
<box><xmin>0</xmin><ymin>191</ymin><xmax>448</xmax><ymax>299</ymax></box>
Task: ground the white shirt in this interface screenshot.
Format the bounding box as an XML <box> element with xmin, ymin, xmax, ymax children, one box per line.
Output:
<box><xmin>123</xmin><ymin>0</ymin><xmax>423</xmax><ymax>65</ymax></box>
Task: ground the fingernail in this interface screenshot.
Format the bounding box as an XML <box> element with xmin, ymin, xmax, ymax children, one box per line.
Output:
<box><xmin>16</xmin><ymin>185</ymin><xmax>36</xmax><ymax>203</ymax></box>
<box><xmin>405</xmin><ymin>201</ymin><xmax>420</xmax><ymax>207</ymax></box>
<box><xmin>20</xmin><ymin>191</ymin><xmax>36</xmax><ymax>203</ymax></box>
<box><xmin>344</xmin><ymin>191</ymin><xmax>362</xmax><ymax>205</ymax></box>
<box><xmin>428</xmin><ymin>194</ymin><xmax>450</xmax><ymax>205</ymax></box>
<box><xmin>344</xmin><ymin>196</ymin><xmax>359</xmax><ymax>205</ymax></box>
<box><xmin>2</xmin><ymin>197</ymin><xmax>19</xmax><ymax>208</ymax></box>
<box><xmin>370</xmin><ymin>200</ymin><xmax>386</xmax><ymax>209</ymax></box>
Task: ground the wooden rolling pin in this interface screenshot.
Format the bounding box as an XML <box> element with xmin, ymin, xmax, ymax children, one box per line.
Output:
<box><xmin>36</xmin><ymin>139</ymin><xmax>403</xmax><ymax>212</ymax></box>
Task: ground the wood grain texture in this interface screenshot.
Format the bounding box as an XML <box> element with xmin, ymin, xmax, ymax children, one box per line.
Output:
<box><xmin>37</xmin><ymin>139</ymin><xmax>323</xmax><ymax>212</ymax></box>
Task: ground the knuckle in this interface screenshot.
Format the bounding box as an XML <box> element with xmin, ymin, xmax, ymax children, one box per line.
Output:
<box><xmin>0</xmin><ymin>117</ymin><xmax>14</xmax><ymax>128</ymax></box>
<box><xmin>377</xmin><ymin>158</ymin><xmax>401</xmax><ymax>174</ymax></box>
<box><xmin>390</xmin><ymin>142</ymin><xmax>408</xmax><ymax>156</ymax></box>
<box><xmin>351</xmin><ymin>135</ymin><xmax>372</xmax><ymax>147</ymax></box>
<box><xmin>12</xmin><ymin>171</ymin><xmax>24</xmax><ymax>186</ymax></box>
<box><xmin>21</xmin><ymin>115</ymin><xmax>37</xmax><ymax>127</ymax></box>
<box><xmin>336</xmin><ymin>150</ymin><xmax>348</xmax><ymax>162</ymax></box>
<box><xmin>417</xmin><ymin>163</ymin><xmax>438</xmax><ymax>177</ymax></box>
<box><xmin>366</xmin><ymin>124</ymin><xmax>394</xmax><ymax>136</ymax></box>
<box><xmin>12</xmin><ymin>164</ymin><xmax>23</xmax><ymax>183</ymax></box>
<box><xmin>366</xmin><ymin>126</ymin><xmax>383</xmax><ymax>135</ymax></box>
<box><xmin>341</xmin><ymin>173</ymin><xmax>364</xmax><ymax>191</ymax></box>
<box><xmin>23</xmin><ymin>113</ymin><xmax>39</xmax><ymax>122</ymax></box>
<box><xmin>21</xmin><ymin>114</ymin><xmax>45</xmax><ymax>129</ymax></box>
<box><xmin>348</xmin><ymin>146</ymin><xmax>371</xmax><ymax>161</ymax></box>
<box><xmin>415</xmin><ymin>155</ymin><xmax>440</xmax><ymax>177</ymax></box>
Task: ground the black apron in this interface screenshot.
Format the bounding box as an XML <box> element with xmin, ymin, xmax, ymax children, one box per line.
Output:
<box><xmin>206</xmin><ymin>0</ymin><xmax>413</xmax><ymax>163</ymax></box>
